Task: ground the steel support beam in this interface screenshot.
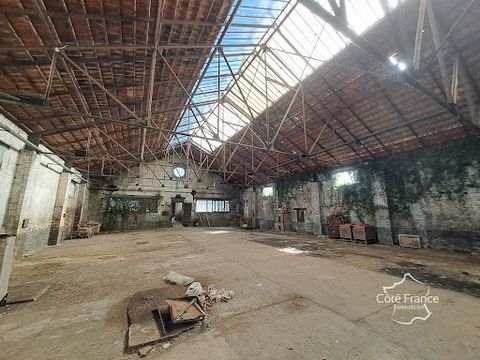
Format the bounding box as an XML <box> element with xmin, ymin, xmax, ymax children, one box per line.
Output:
<box><xmin>413</xmin><ymin>0</ymin><xmax>427</xmax><ymax>70</ymax></box>
<box><xmin>425</xmin><ymin>0</ymin><xmax>453</xmax><ymax>103</ymax></box>
<box><xmin>142</xmin><ymin>1</ymin><xmax>163</xmax><ymax>161</ymax></box>
<box><xmin>0</xmin><ymin>44</ymin><xmax>258</xmax><ymax>52</ymax></box>
<box><xmin>298</xmin><ymin>0</ymin><xmax>457</xmax><ymax>116</ymax></box>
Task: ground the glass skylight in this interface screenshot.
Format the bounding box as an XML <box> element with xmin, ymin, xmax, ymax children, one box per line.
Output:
<box><xmin>179</xmin><ymin>0</ymin><xmax>405</xmax><ymax>152</ymax></box>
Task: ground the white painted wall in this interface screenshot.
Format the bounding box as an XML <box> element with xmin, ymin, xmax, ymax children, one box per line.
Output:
<box><xmin>0</xmin><ymin>116</ymin><xmax>24</xmax><ymax>232</ymax></box>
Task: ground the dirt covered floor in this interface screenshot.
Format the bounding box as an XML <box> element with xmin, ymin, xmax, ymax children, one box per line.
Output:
<box><xmin>248</xmin><ymin>231</ymin><xmax>480</xmax><ymax>298</ymax></box>
<box><xmin>0</xmin><ymin>227</ymin><xmax>479</xmax><ymax>359</ymax></box>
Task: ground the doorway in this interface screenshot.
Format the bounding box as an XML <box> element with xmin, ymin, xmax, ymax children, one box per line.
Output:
<box><xmin>171</xmin><ymin>195</ymin><xmax>184</xmax><ymax>224</ymax></box>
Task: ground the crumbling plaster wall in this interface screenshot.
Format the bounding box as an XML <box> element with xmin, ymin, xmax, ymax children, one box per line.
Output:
<box><xmin>1</xmin><ymin>114</ymin><xmax>86</xmax><ymax>257</ymax></box>
<box><xmin>242</xmin><ymin>186</ymin><xmax>275</xmax><ymax>230</ymax></box>
<box><xmin>241</xmin><ymin>138</ymin><xmax>480</xmax><ymax>252</ymax></box>
<box><xmin>87</xmin><ymin>157</ymin><xmax>241</xmax><ymax>231</ymax></box>
<box><xmin>49</xmin><ymin>172</ymin><xmax>85</xmax><ymax>245</ymax></box>
<box><xmin>15</xmin><ymin>154</ymin><xmax>62</xmax><ymax>255</ymax></box>
<box><xmin>0</xmin><ymin>122</ymin><xmax>23</xmax><ymax>232</ymax></box>
<box><xmin>281</xmin><ymin>182</ymin><xmax>322</xmax><ymax>235</ymax></box>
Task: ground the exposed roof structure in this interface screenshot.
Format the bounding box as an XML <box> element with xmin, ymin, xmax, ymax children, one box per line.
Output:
<box><xmin>0</xmin><ymin>0</ymin><xmax>479</xmax><ymax>185</ymax></box>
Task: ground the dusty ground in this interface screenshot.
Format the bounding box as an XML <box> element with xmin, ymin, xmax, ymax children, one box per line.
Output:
<box><xmin>247</xmin><ymin>231</ymin><xmax>480</xmax><ymax>298</ymax></box>
<box><xmin>0</xmin><ymin>227</ymin><xmax>479</xmax><ymax>359</ymax></box>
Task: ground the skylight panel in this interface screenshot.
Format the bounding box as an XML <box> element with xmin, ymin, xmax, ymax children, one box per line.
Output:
<box><xmin>180</xmin><ymin>0</ymin><xmax>406</xmax><ymax>152</ymax></box>
<box><xmin>192</xmin><ymin>102</ymin><xmax>251</xmax><ymax>151</ymax></box>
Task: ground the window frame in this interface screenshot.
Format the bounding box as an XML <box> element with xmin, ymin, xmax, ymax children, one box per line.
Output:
<box><xmin>332</xmin><ymin>170</ymin><xmax>358</xmax><ymax>189</ymax></box>
<box><xmin>195</xmin><ymin>199</ymin><xmax>231</xmax><ymax>213</ymax></box>
<box><xmin>67</xmin><ymin>181</ymin><xmax>77</xmax><ymax>198</ymax></box>
<box><xmin>172</xmin><ymin>165</ymin><xmax>187</xmax><ymax>179</ymax></box>
<box><xmin>262</xmin><ymin>186</ymin><xmax>274</xmax><ymax>197</ymax></box>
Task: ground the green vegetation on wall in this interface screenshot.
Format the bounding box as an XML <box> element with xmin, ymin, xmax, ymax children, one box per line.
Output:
<box><xmin>371</xmin><ymin>138</ymin><xmax>480</xmax><ymax>215</ymax></box>
<box><xmin>273</xmin><ymin>138</ymin><xmax>479</xmax><ymax>221</ymax></box>
<box><xmin>276</xmin><ymin>170</ymin><xmax>317</xmax><ymax>205</ymax></box>
<box><xmin>340</xmin><ymin>168</ymin><xmax>375</xmax><ymax>222</ymax></box>
<box><xmin>102</xmin><ymin>193</ymin><xmax>162</xmax><ymax>231</ymax></box>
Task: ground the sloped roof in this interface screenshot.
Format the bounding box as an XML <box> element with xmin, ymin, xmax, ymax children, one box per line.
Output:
<box><xmin>0</xmin><ymin>0</ymin><xmax>479</xmax><ymax>185</ymax></box>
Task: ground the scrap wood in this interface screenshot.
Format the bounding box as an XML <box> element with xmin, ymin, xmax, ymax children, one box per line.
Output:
<box><xmin>175</xmin><ymin>299</ymin><xmax>196</xmax><ymax>320</ymax></box>
<box><xmin>157</xmin><ymin>305</ymin><xmax>196</xmax><ymax>338</ymax></box>
<box><xmin>166</xmin><ymin>298</ymin><xmax>204</xmax><ymax>323</ymax></box>
<box><xmin>193</xmin><ymin>301</ymin><xmax>208</xmax><ymax>316</ymax></box>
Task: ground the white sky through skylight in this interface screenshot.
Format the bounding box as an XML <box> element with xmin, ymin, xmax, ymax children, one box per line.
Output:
<box><xmin>190</xmin><ymin>0</ymin><xmax>404</xmax><ymax>152</ymax></box>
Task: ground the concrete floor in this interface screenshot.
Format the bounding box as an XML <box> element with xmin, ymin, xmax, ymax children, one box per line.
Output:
<box><xmin>1</xmin><ymin>227</ymin><xmax>479</xmax><ymax>359</ymax></box>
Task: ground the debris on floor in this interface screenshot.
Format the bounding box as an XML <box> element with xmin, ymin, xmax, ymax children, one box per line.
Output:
<box><xmin>207</xmin><ymin>284</ymin><xmax>235</xmax><ymax>303</ymax></box>
<box><xmin>162</xmin><ymin>271</ymin><xmax>194</xmax><ymax>285</ymax></box>
<box><xmin>126</xmin><ymin>273</ymin><xmax>235</xmax><ymax>355</ymax></box>
<box><xmin>185</xmin><ymin>281</ymin><xmax>205</xmax><ymax>305</ymax></box>
<box><xmin>166</xmin><ymin>298</ymin><xmax>205</xmax><ymax>323</ymax></box>
<box><xmin>138</xmin><ymin>345</ymin><xmax>152</xmax><ymax>357</ymax></box>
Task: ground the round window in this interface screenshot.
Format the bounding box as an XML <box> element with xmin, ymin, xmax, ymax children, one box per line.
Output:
<box><xmin>173</xmin><ymin>166</ymin><xmax>186</xmax><ymax>178</ymax></box>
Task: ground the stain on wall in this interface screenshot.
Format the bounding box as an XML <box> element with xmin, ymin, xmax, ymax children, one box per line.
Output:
<box><xmin>242</xmin><ymin>138</ymin><xmax>480</xmax><ymax>252</ymax></box>
<box><xmin>87</xmin><ymin>157</ymin><xmax>242</xmax><ymax>231</ymax></box>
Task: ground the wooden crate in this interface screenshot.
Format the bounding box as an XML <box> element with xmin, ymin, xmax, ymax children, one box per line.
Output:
<box><xmin>398</xmin><ymin>234</ymin><xmax>421</xmax><ymax>248</ymax></box>
<box><xmin>352</xmin><ymin>224</ymin><xmax>377</xmax><ymax>244</ymax></box>
<box><xmin>240</xmin><ymin>217</ymin><xmax>253</xmax><ymax>229</ymax></box>
<box><xmin>339</xmin><ymin>224</ymin><xmax>353</xmax><ymax>240</ymax></box>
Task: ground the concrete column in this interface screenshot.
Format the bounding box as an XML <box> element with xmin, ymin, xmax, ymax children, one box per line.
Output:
<box><xmin>0</xmin><ymin>146</ymin><xmax>19</xmax><ymax>233</ymax></box>
<box><xmin>3</xmin><ymin>149</ymin><xmax>37</xmax><ymax>235</ymax></box>
<box><xmin>307</xmin><ymin>182</ymin><xmax>323</xmax><ymax>235</ymax></box>
<box><xmin>316</xmin><ymin>177</ymin><xmax>327</xmax><ymax>236</ymax></box>
<box><xmin>372</xmin><ymin>173</ymin><xmax>394</xmax><ymax>245</ymax></box>
<box><xmin>77</xmin><ymin>183</ymin><xmax>88</xmax><ymax>223</ymax></box>
<box><xmin>48</xmin><ymin>172</ymin><xmax>71</xmax><ymax>245</ymax></box>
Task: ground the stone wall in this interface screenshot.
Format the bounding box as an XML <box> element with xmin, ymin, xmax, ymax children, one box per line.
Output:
<box><xmin>87</xmin><ymin>156</ymin><xmax>242</xmax><ymax>231</ymax></box>
<box><xmin>380</xmin><ymin>139</ymin><xmax>480</xmax><ymax>251</ymax></box>
<box><xmin>0</xmin><ymin>120</ymin><xmax>23</xmax><ymax>233</ymax></box>
<box><xmin>242</xmin><ymin>138</ymin><xmax>480</xmax><ymax>252</ymax></box>
<box><xmin>241</xmin><ymin>186</ymin><xmax>275</xmax><ymax>230</ymax></box>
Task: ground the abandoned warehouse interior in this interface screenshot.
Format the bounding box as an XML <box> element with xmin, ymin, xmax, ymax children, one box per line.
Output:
<box><xmin>0</xmin><ymin>0</ymin><xmax>479</xmax><ymax>359</ymax></box>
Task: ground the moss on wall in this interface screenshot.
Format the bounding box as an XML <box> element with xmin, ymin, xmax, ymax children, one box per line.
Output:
<box><xmin>101</xmin><ymin>193</ymin><xmax>162</xmax><ymax>231</ymax></box>
<box><xmin>369</xmin><ymin>138</ymin><xmax>480</xmax><ymax>216</ymax></box>
<box><xmin>340</xmin><ymin>167</ymin><xmax>375</xmax><ymax>222</ymax></box>
<box><xmin>271</xmin><ymin>138</ymin><xmax>479</xmax><ymax>249</ymax></box>
<box><xmin>276</xmin><ymin>170</ymin><xmax>317</xmax><ymax>205</ymax></box>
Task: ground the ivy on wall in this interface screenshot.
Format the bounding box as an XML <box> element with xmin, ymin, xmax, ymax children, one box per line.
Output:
<box><xmin>276</xmin><ymin>170</ymin><xmax>317</xmax><ymax>205</ymax></box>
<box><xmin>340</xmin><ymin>168</ymin><xmax>375</xmax><ymax>222</ymax></box>
<box><xmin>101</xmin><ymin>193</ymin><xmax>162</xmax><ymax>231</ymax></box>
<box><xmin>273</xmin><ymin>138</ymin><xmax>479</xmax><ymax>220</ymax></box>
<box><xmin>371</xmin><ymin>138</ymin><xmax>480</xmax><ymax>215</ymax></box>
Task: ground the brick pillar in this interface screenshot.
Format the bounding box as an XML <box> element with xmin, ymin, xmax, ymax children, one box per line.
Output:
<box><xmin>372</xmin><ymin>173</ymin><xmax>394</xmax><ymax>245</ymax></box>
<box><xmin>3</xmin><ymin>149</ymin><xmax>37</xmax><ymax>235</ymax></box>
